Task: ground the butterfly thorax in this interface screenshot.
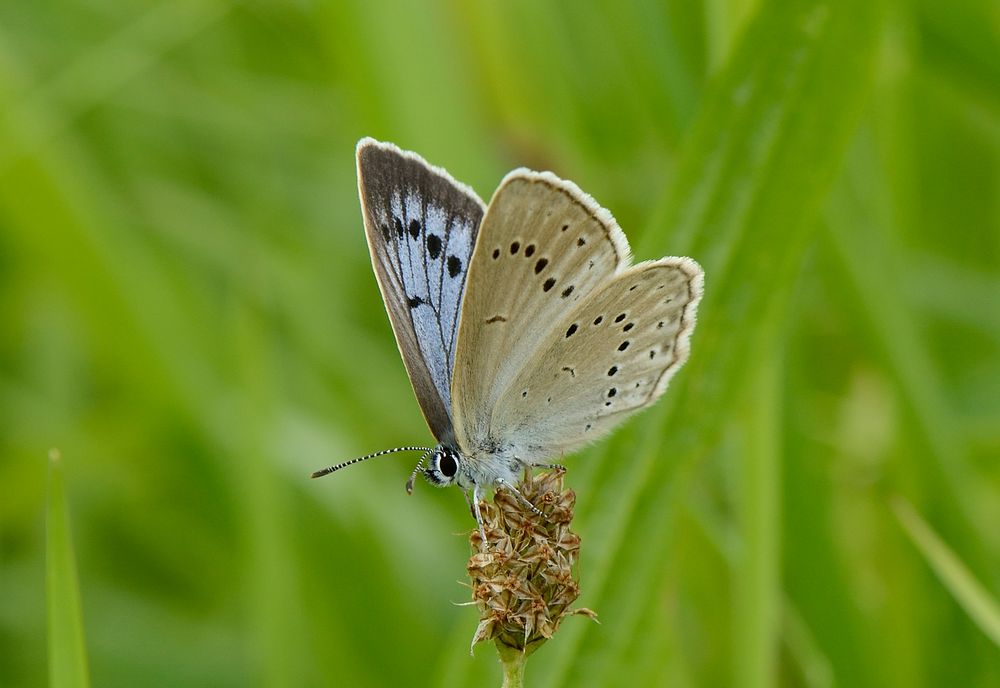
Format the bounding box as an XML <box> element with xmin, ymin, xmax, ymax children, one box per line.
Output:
<box><xmin>424</xmin><ymin>443</ymin><xmax>523</xmax><ymax>491</ymax></box>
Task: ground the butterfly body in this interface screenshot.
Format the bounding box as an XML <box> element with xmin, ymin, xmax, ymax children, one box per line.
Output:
<box><xmin>351</xmin><ymin>138</ymin><xmax>703</xmax><ymax>528</ymax></box>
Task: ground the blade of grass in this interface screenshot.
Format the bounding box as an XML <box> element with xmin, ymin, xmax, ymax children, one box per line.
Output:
<box><xmin>734</xmin><ymin>348</ymin><xmax>782</xmax><ymax>688</ymax></box>
<box><xmin>783</xmin><ymin>604</ymin><xmax>835</xmax><ymax>688</ymax></box>
<box><xmin>823</xmin><ymin>135</ymin><xmax>991</xmax><ymax>570</ymax></box>
<box><xmin>535</xmin><ymin>0</ymin><xmax>884</xmax><ymax>684</ymax></box>
<box><xmin>46</xmin><ymin>449</ymin><xmax>91</xmax><ymax>688</ymax></box>
<box><xmin>231</xmin><ymin>296</ymin><xmax>307</xmax><ymax>688</ymax></box>
<box><xmin>892</xmin><ymin>497</ymin><xmax>1000</xmax><ymax>647</ymax></box>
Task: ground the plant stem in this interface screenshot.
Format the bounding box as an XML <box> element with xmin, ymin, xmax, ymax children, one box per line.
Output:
<box><xmin>496</xmin><ymin>642</ymin><xmax>526</xmax><ymax>688</ymax></box>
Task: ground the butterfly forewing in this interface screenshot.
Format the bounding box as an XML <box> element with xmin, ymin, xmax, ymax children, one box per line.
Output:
<box><xmin>451</xmin><ymin>171</ymin><xmax>632</xmax><ymax>450</ymax></box>
<box><xmin>356</xmin><ymin>139</ymin><xmax>485</xmax><ymax>442</ymax></box>
<box><xmin>492</xmin><ymin>258</ymin><xmax>703</xmax><ymax>462</ymax></box>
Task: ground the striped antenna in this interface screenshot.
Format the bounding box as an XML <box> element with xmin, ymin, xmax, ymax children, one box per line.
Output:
<box><xmin>310</xmin><ymin>446</ymin><xmax>432</xmax><ymax>479</ymax></box>
<box><xmin>405</xmin><ymin>449</ymin><xmax>433</xmax><ymax>495</ymax></box>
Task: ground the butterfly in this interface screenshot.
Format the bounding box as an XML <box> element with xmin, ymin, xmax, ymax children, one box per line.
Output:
<box><xmin>313</xmin><ymin>138</ymin><xmax>704</xmax><ymax>537</ymax></box>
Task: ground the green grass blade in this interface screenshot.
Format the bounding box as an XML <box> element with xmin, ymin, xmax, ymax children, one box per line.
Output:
<box><xmin>535</xmin><ymin>0</ymin><xmax>885</xmax><ymax>684</ymax></box>
<box><xmin>734</xmin><ymin>350</ymin><xmax>782</xmax><ymax>688</ymax></box>
<box><xmin>46</xmin><ymin>450</ymin><xmax>91</xmax><ymax>688</ymax></box>
<box><xmin>892</xmin><ymin>498</ymin><xmax>1000</xmax><ymax>647</ymax></box>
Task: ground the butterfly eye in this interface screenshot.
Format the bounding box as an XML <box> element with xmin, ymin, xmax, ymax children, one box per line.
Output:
<box><xmin>438</xmin><ymin>452</ymin><xmax>458</xmax><ymax>478</ymax></box>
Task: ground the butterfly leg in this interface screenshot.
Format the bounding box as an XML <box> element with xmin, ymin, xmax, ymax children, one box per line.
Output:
<box><xmin>468</xmin><ymin>485</ymin><xmax>488</xmax><ymax>548</ymax></box>
<box><xmin>496</xmin><ymin>478</ymin><xmax>546</xmax><ymax>519</ymax></box>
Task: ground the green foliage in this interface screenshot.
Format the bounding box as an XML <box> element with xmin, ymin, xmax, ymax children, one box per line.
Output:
<box><xmin>46</xmin><ymin>451</ymin><xmax>91</xmax><ymax>688</ymax></box>
<box><xmin>1</xmin><ymin>0</ymin><xmax>997</xmax><ymax>686</ymax></box>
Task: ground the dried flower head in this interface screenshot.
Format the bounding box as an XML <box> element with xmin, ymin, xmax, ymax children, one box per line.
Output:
<box><xmin>467</xmin><ymin>468</ymin><xmax>597</xmax><ymax>661</ymax></box>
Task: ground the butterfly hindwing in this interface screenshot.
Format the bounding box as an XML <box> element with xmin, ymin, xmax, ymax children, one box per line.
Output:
<box><xmin>357</xmin><ymin>139</ymin><xmax>485</xmax><ymax>442</ymax></box>
<box><xmin>451</xmin><ymin>170</ymin><xmax>632</xmax><ymax>452</ymax></box>
<box><xmin>493</xmin><ymin>258</ymin><xmax>703</xmax><ymax>463</ymax></box>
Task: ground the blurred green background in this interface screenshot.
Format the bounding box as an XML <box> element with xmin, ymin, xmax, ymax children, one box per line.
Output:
<box><xmin>2</xmin><ymin>0</ymin><xmax>998</xmax><ymax>686</ymax></box>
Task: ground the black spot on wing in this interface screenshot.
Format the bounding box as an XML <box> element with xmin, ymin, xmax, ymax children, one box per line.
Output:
<box><xmin>407</xmin><ymin>296</ymin><xmax>423</xmax><ymax>308</ymax></box>
<box><xmin>447</xmin><ymin>255</ymin><xmax>462</xmax><ymax>278</ymax></box>
<box><xmin>426</xmin><ymin>233</ymin><xmax>442</xmax><ymax>259</ymax></box>
<box><xmin>408</xmin><ymin>219</ymin><xmax>421</xmax><ymax>239</ymax></box>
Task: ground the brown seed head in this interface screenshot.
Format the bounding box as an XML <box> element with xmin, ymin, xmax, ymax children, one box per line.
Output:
<box><xmin>467</xmin><ymin>468</ymin><xmax>597</xmax><ymax>657</ymax></box>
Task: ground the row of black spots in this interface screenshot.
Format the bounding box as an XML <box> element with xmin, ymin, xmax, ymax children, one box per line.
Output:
<box><xmin>381</xmin><ymin>217</ymin><xmax>440</xmax><ymax>245</ymax></box>
<box><xmin>566</xmin><ymin>311</ymin><xmax>630</xmax><ymax>342</ymax></box>
<box><xmin>491</xmin><ymin>242</ymin><xmax>539</xmax><ymax>259</ymax></box>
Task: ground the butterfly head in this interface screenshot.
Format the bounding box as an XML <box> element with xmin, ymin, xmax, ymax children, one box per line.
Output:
<box><xmin>423</xmin><ymin>444</ymin><xmax>463</xmax><ymax>487</ymax></box>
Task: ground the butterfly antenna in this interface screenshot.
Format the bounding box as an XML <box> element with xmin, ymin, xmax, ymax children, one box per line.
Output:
<box><xmin>310</xmin><ymin>446</ymin><xmax>432</xmax><ymax>479</ymax></box>
<box><xmin>405</xmin><ymin>449</ymin><xmax>433</xmax><ymax>495</ymax></box>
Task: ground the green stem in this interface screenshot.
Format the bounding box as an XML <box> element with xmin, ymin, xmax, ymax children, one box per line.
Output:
<box><xmin>496</xmin><ymin>642</ymin><xmax>526</xmax><ymax>688</ymax></box>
